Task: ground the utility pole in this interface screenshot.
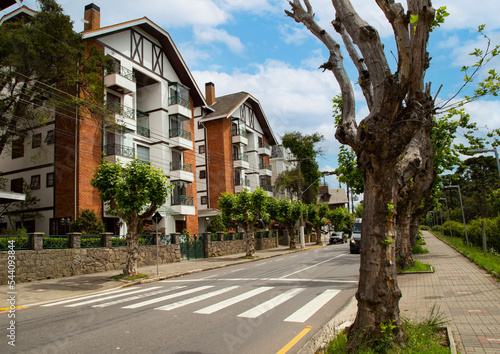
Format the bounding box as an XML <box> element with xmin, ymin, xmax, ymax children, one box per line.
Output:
<box><xmin>289</xmin><ymin>158</ymin><xmax>310</xmax><ymax>249</ymax></box>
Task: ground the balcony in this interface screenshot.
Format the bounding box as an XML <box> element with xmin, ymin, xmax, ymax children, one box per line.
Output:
<box><xmin>261</xmin><ymin>184</ymin><xmax>273</xmax><ymax>196</ymax></box>
<box><xmin>233</xmin><ymin>152</ymin><xmax>249</xmax><ymax>169</ymax></box>
<box><xmin>104</xmin><ymin>65</ymin><xmax>136</xmax><ymax>94</ymax></box>
<box><xmin>168</xmin><ymin>128</ymin><xmax>193</xmax><ymax>150</ymax></box>
<box><xmin>168</xmin><ymin>95</ymin><xmax>192</xmax><ymax>117</ymax></box>
<box><xmin>170</xmin><ymin>161</ymin><xmax>194</xmax><ymax>182</ymax></box>
<box><xmin>104</xmin><ymin>143</ymin><xmax>135</xmax><ymax>161</ymax></box>
<box><xmin>107</xmin><ymin>102</ymin><xmax>136</xmax><ymax>128</ymax></box>
<box><xmin>137</xmin><ymin>125</ymin><xmax>150</xmax><ymax>138</ymax></box>
<box><xmin>231</xmin><ymin>126</ymin><xmax>248</xmax><ymax>145</ymax></box>
<box><xmin>170</xmin><ymin>195</ymin><xmax>195</xmax><ymax>215</ymax></box>
<box><xmin>258</xmin><ymin>141</ymin><xmax>271</xmax><ymax>156</ymax></box>
<box><xmin>259</xmin><ymin>163</ymin><xmax>273</xmax><ymax>176</ymax></box>
<box><xmin>234</xmin><ymin>178</ymin><xmax>250</xmax><ymax>194</ymax></box>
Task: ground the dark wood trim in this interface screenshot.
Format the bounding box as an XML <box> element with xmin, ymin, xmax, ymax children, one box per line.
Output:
<box><xmin>0</xmin><ymin>163</ymin><xmax>55</xmax><ymax>176</ymax></box>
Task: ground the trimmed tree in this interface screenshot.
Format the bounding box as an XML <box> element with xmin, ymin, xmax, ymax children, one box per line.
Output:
<box><xmin>217</xmin><ymin>188</ymin><xmax>269</xmax><ymax>256</ymax></box>
<box><xmin>268</xmin><ymin>198</ymin><xmax>303</xmax><ymax>248</ymax></box>
<box><xmin>91</xmin><ymin>159</ymin><xmax>172</xmax><ymax>276</ymax></box>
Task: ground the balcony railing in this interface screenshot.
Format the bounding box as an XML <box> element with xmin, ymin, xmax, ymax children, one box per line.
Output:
<box><xmin>261</xmin><ymin>184</ymin><xmax>273</xmax><ymax>192</ymax></box>
<box><xmin>233</xmin><ymin>153</ymin><xmax>248</xmax><ymax>162</ymax></box>
<box><xmin>137</xmin><ymin>125</ymin><xmax>150</xmax><ymax>138</ymax></box>
<box><xmin>104</xmin><ymin>143</ymin><xmax>135</xmax><ymax>158</ymax></box>
<box><xmin>107</xmin><ymin>102</ymin><xmax>135</xmax><ymax>120</ymax></box>
<box><xmin>168</xmin><ymin>95</ymin><xmax>191</xmax><ymax>109</ymax></box>
<box><xmin>234</xmin><ymin>178</ymin><xmax>250</xmax><ymax>186</ymax></box>
<box><xmin>259</xmin><ymin>163</ymin><xmax>272</xmax><ymax>171</ymax></box>
<box><xmin>171</xmin><ymin>195</ymin><xmax>194</xmax><ymax>206</ymax></box>
<box><xmin>106</xmin><ymin>64</ymin><xmax>136</xmax><ymax>82</ymax></box>
<box><xmin>169</xmin><ymin>128</ymin><xmax>191</xmax><ymax>140</ymax></box>
<box><xmin>259</xmin><ymin>141</ymin><xmax>271</xmax><ymax>150</ymax></box>
<box><xmin>170</xmin><ymin>161</ymin><xmax>193</xmax><ymax>172</ymax></box>
<box><xmin>231</xmin><ymin>126</ymin><xmax>247</xmax><ymax>138</ymax></box>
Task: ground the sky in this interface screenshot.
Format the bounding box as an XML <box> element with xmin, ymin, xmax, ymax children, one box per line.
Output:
<box><xmin>6</xmin><ymin>0</ymin><xmax>500</xmax><ymax>193</ymax></box>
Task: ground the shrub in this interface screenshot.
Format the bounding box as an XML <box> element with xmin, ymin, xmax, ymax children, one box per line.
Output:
<box><xmin>70</xmin><ymin>209</ymin><xmax>105</xmax><ymax>235</ymax></box>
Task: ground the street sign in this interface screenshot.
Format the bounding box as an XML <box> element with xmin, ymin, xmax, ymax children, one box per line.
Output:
<box><xmin>152</xmin><ymin>211</ymin><xmax>162</xmax><ymax>224</ymax></box>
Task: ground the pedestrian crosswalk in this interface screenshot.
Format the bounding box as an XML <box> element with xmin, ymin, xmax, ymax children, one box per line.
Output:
<box><xmin>41</xmin><ymin>283</ymin><xmax>343</xmax><ymax>323</ymax></box>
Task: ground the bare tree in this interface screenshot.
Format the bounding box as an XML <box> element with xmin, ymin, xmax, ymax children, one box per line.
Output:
<box><xmin>286</xmin><ymin>0</ymin><xmax>436</xmax><ymax>344</ymax></box>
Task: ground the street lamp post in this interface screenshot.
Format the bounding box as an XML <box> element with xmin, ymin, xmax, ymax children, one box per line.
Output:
<box><xmin>468</xmin><ymin>146</ymin><xmax>500</xmax><ymax>179</ymax></box>
<box><xmin>443</xmin><ymin>185</ymin><xmax>469</xmax><ymax>248</ymax></box>
<box><xmin>439</xmin><ymin>197</ymin><xmax>453</xmax><ymax>244</ymax></box>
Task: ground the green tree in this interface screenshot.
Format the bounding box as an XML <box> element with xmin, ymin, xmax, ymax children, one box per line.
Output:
<box><xmin>274</xmin><ymin>168</ymin><xmax>300</xmax><ymax>201</ymax></box>
<box><xmin>70</xmin><ymin>209</ymin><xmax>105</xmax><ymax>235</ymax></box>
<box><xmin>91</xmin><ymin>159</ymin><xmax>172</xmax><ymax>276</ymax></box>
<box><xmin>206</xmin><ymin>213</ymin><xmax>226</xmax><ymax>233</ymax></box>
<box><xmin>281</xmin><ymin>131</ymin><xmax>324</xmax><ymax>204</ymax></box>
<box><xmin>304</xmin><ymin>203</ymin><xmax>329</xmax><ymax>244</ymax></box>
<box><xmin>0</xmin><ymin>0</ymin><xmax>112</xmax><ymax>157</ymax></box>
<box><xmin>268</xmin><ymin>198</ymin><xmax>303</xmax><ymax>248</ymax></box>
<box><xmin>328</xmin><ymin>207</ymin><xmax>352</xmax><ymax>233</ymax></box>
<box><xmin>217</xmin><ymin>188</ymin><xmax>268</xmax><ymax>256</ymax></box>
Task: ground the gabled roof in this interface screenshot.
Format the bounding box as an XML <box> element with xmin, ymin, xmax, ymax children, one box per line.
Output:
<box><xmin>0</xmin><ymin>0</ymin><xmax>18</xmax><ymax>12</ymax></box>
<box><xmin>0</xmin><ymin>5</ymin><xmax>35</xmax><ymax>25</ymax></box>
<box><xmin>201</xmin><ymin>92</ymin><xmax>277</xmax><ymax>145</ymax></box>
<box><xmin>317</xmin><ymin>188</ymin><xmax>348</xmax><ymax>206</ymax></box>
<box><xmin>82</xmin><ymin>17</ymin><xmax>207</xmax><ymax>108</ymax></box>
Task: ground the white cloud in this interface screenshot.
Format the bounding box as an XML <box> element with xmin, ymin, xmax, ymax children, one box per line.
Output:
<box><xmin>193</xmin><ymin>59</ymin><xmax>341</xmax><ymax>141</ymax></box>
<box><xmin>279</xmin><ymin>24</ymin><xmax>310</xmax><ymax>45</ymax></box>
<box><xmin>22</xmin><ymin>0</ymin><xmax>232</xmax><ymax>31</ymax></box>
<box><xmin>436</xmin><ymin>0</ymin><xmax>500</xmax><ymax>31</ymax></box>
<box><xmin>193</xmin><ymin>27</ymin><xmax>245</xmax><ymax>54</ymax></box>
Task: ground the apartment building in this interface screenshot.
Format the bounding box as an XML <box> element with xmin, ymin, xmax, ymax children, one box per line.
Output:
<box><xmin>270</xmin><ymin>144</ymin><xmax>297</xmax><ymax>200</ymax></box>
<box><xmin>0</xmin><ymin>4</ymin><xmax>208</xmax><ymax>235</ymax></box>
<box><xmin>195</xmin><ymin>83</ymin><xmax>277</xmax><ymax>232</ymax></box>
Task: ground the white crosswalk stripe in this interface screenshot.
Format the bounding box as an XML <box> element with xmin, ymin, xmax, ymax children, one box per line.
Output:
<box><xmin>93</xmin><ymin>286</ymin><xmax>186</xmax><ymax>308</ymax></box>
<box><xmin>155</xmin><ymin>286</ymin><xmax>240</xmax><ymax>311</ymax></box>
<box><xmin>41</xmin><ymin>287</ymin><xmax>141</xmax><ymax>307</ymax></box>
<box><xmin>194</xmin><ymin>286</ymin><xmax>273</xmax><ymax>314</ymax></box>
<box><xmin>42</xmin><ymin>283</ymin><xmax>343</xmax><ymax>323</ymax></box>
<box><xmin>65</xmin><ymin>287</ymin><xmax>162</xmax><ymax>307</ymax></box>
<box><xmin>122</xmin><ymin>285</ymin><xmax>213</xmax><ymax>309</ymax></box>
<box><xmin>284</xmin><ymin>289</ymin><xmax>341</xmax><ymax>323</ymax></box>
<box><xmin>237</xmin><ymin>287</ymin><xmax>306</xmax><ymax>319</ymax></box>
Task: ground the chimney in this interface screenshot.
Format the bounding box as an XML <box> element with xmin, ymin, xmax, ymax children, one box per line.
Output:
<box><xmin>205</xmin><ymin>82</ymin><xmax>215</xmax><ymax>106</ymax></box>
<box><xmin>84</xmin><ymin>3</ymin><xmax>100</xmax><ymax>32</ymax></box>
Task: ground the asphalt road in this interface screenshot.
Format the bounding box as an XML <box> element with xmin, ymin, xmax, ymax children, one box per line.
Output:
<box><xmin>5</xmin><ymin>243</ymin><xmax>360</xmax><ymax>354</ymax></box>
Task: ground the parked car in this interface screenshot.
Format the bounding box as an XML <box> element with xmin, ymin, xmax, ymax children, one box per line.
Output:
<box><xmin>349</xmin><ymin>218</ymin><xmax>362</xmax><ymax>253</ymax></box>
<box><xmin>329</xmin><ymin>231</ymin><xmax>347</xmax><ymax>244</ymax></box>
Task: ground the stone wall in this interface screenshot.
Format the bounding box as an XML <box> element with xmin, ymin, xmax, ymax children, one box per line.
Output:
<box><xmin>0</xmin><ymin>245</ymin><xmax>180</xmax><ymax>285</ymax></box>
<box><xmin>206</xmin><ymin>236</ymin><xmax>278</xmax><ymax>258</ymax></box>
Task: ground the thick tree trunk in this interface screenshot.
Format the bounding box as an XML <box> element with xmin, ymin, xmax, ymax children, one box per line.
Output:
<box><xmin>349</xmin><ymin>161</ymin><xmax>404</xmax><ymax>344</ymax></box>
<box><xmin>244</xmin><ymin>226</ymin><xmax>255</xmax><ymax>257</ymax></box>
<box><xmin>288</xmin><ymin>225</ymin><xmax>296</xmax><ymax>248</ymax></box>
<box><xmin>410</xmin><ymin>214</ymin><xmax>421</xmax><ymax>248</ymax></box>
<box><xmin>315</xmin><ymin>224</ymin><xmax>322</xmax><ymax>245</ymax></box>
<box><xmin>396</xmin><ymin>210</ymin><xmax>414</xmax><ymax>270</ymax></box>
<box><xmin>124</xmin><ymin>218</ymin><xmax>139</xmax><ymax>276</ymax></box>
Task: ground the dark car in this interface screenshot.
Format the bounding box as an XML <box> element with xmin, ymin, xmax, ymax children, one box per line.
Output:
<box><xmin>329</xmin><ymin>231</ymin><xmax>347</xmax><ymax>244</ymax></box>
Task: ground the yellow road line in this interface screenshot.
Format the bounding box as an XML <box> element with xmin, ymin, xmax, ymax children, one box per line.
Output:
<box><xmin>0</xmin><ymin>305</ymin><xmax>23</xmax><ymax>312</ymax></box>
<box><xmin>276</xmin><ymin>326</ymin><xmax>312</xmax><ymax>354</ymax></box>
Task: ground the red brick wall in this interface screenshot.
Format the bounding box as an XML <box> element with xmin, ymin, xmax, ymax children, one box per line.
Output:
<box><xmin>185</xmin><ymin>98</ymin><xmax>198</xmax><ymax>234</ymax></box>
<box><xmin>206</xmin><ymin>118</ymin><xmax>233</xmax><ymax>209</ymax></box>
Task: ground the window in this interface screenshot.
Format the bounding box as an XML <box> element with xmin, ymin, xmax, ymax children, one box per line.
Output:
<box><xmin>199</xmin><ymin>145</ymin><xmax>205</xmax><ymax>154</ymax></box>
<box><xmin>136</xmin><ymin>145</ymin><xmax>150</xmax><ymax>164</ymax></box>
<box><xmin>10</xmin><ymin>178</ymin><xmax>23</xmax><ymax>193</ymax></box>
<box><xmin>12</xmin><ymin>137</ymin><xmax>24</xmax><ymax>159</ymax></box>
<box><xmin>46</xmin><ymin>172</ymin><xmax>54</xmax><ymax>187</ymax></box>
<box><xmin>201</xmin><ymin>196</ymin><xmax>207</xmax><ymax>205</ymax></box>
<box><xmin>199</xmin><ymin>170</ymin><xmax>206</xmax><ymax>179</ymax></box>
<box><xmin>30</xmin><ymin>175</ymin><xmax>41</xmax><ymax>190</ymax></box>
<box><xmin>32</xmin><ymin>133</ymin><xmax>41</xmax><ymax>148</ymax></box>
<box><xmin>45</xmin><ymin>130</ymin><xmax>55</xmax><ymax>145</ymax></box>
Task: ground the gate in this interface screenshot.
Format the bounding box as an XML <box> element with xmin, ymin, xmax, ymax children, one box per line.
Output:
<box><xmin>180</xmin><ymin>234</ymin><xmax>205</xmax><ymax>260</ymax></box>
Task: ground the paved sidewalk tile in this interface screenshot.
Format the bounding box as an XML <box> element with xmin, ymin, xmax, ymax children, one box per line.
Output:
<box><xmin>398</xmin><ymin>231</ymin><xmax>500</xmax><ymax>353</ymax></box>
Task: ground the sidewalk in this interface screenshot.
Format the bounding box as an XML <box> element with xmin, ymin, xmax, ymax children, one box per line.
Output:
<box><xmin>398</xmin><ymin>231</ymin><xmax>500</xmax><ymax>353</ymax></box>
<box><xmin>0</xmin><ymin>243</ymin><xmax>320</xmax><ymax>308</ymax></box>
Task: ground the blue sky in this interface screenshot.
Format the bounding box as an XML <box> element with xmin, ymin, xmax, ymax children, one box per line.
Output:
<box><xmin>8</xmin><ymin>0</ymin><xmax>500</xmax><ymax>192</ymax></box>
